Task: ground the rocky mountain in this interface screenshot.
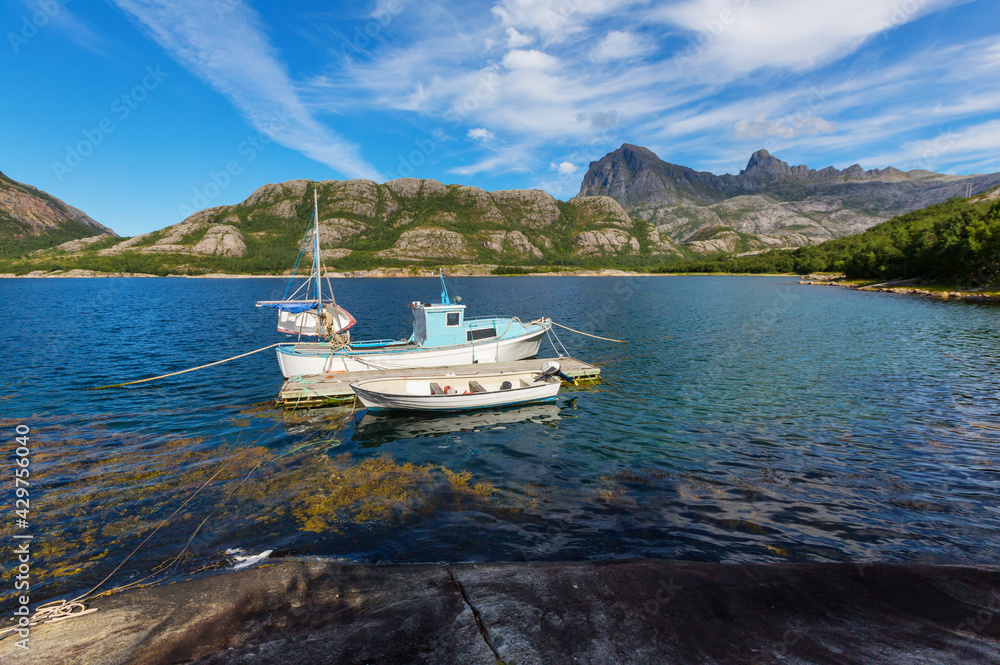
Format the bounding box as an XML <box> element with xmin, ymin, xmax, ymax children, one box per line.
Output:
<box><xmin>22</xmin><ymin>177</ymin><xmax>678</xmax><ymax>273</ymax></box>
<box><xmin>0</xmin><ymin>171</ymin><xmax>115</xmax><ymax>255</ymax></box>
<box><xmin>576</xmin><ymin>144</ymin><xmax>1000</xmax><ymax>253</ymax></box>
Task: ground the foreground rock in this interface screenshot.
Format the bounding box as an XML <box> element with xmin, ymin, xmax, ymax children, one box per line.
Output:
<box><xmin>3</xmin><ymin>560</ymin><xmax>999</xmax><ymax>664</ymax></box>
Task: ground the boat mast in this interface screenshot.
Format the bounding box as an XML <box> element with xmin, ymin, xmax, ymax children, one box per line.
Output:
<box><xmin>313</xmin><ymin>188</ymin><xmax>322</xmax><ymax>306</ymax></box>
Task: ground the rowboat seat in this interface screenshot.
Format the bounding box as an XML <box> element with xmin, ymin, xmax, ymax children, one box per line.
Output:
<box><xmin>429</xmin><ymin>383</ymin><xmax>445</xmax><ymax>395</ymax></box>
<box><xmin>468</xmin><ymin>381</ymin><xmax>487</xmax><ymax>393</ymax></box>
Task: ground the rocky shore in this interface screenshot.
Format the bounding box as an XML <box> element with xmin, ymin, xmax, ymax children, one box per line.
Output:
<box><xmin>2</xmin><ymin>559</ymin><xmax>998</xmax><ymax>665</ymax></box>
<box><xmin>0</xmin><ymin>267</ymin><xmax>806</xmax><ymax>279</ymax></box>
<box><xmin>0</xmin><ymin>266</ymin><xmax>653</xmax><ymax>279</ymax></box>
<box><xmin>799</xmin><ymin>273</ymin><xmax>1000</xmax><ymax>303</ymax></box>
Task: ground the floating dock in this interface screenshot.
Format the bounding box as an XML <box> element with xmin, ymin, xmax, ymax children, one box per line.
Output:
<box><xmin>277</xmin><ymin>357</ymin><xmax>601</xmax><ymax>409</ymax></box>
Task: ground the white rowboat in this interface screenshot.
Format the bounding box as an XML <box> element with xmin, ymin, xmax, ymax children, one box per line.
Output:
<box><xmin>351</xmin><ymin>367</ymin><xmax>564</xmax><ymax>412</ymax></box>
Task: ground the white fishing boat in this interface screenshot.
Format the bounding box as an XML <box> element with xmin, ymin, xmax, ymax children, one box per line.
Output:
<box><xmin>350</xmin><ymin>361</ymin><xmax>573</xmax><ymax>412</ymax></box>
<box><xmin>259</xmin><ymin>189</ymin><xmax>551</xmax><ymax>378</ymax></box>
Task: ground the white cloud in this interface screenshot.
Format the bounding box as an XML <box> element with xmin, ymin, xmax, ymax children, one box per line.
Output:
<box><xmin>505</xmin><ymin>26</ymin><xmax>533</xmax><ymax>48</ymax></box>
<box><xmin>550</xmin><ymin>161</ymin><xmax>578</xmax><ymax>174</ymax></box>
<box><xmin>982</xmin><ymin>39</ymin><xmax>1000</xmax><ymax>69</ymax></box>
<box><xmin>502</xmin><ymin>49</ymin><xmax>560</xmax><ymax>71</ymax></box>
<box><xmin>932</xmin><ymin>91</ymin><xmax>1000</xmax><ymax>117</ymax></box>
<box><xmin>898</xmin><ymin>119</ymin><xmax>1000</xmax><ymax>170</ymax></box>
<box><xmin>467</xmin><ymin>127</ymin><xmax>495</xmax><ymax>142</ymax></box>
<box><xmin>299</xmin><ymin>0</ymin><xmax>992</xmax><ymax>184</ymax></box>
<box><xmin>111</xmin><ymin>0</ymin><xmax>381</xmax><ymax>181</ymax></box>
<box><xmin>18</xmin><ymin>0</ymin><xmax>105</xmax><ymax>54</ymax></box>
<box><xmin>655</xmin><ymin>0</ymin><xmax>958</xmax><ymax>74</ymax></box>
<box><xmin>592</xmin><ymin>30</ymin><xmax>650</xmax><ymax>61</ymax></box>
<box><xmin>733</xmin><ymin>114</ymin><xmax>837</xmax><ymax>140</ymax></box>
<box><xmin>450</xmin><ymin>144</ymin><xmax>533</xmax><ymax>176</ymax></box>
<box><xmin>491</xmin><ymin>0</ymin><xmax>649</xmax><ymax>44</ymax></box>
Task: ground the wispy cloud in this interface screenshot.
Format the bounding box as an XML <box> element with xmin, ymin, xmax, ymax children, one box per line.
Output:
<box><xmin>467</xmin><ymin>127</ymin><xmax>495</xmax><ymax>142</ymax></box>
<box><xmin>187</xmin><ymin>0</ymin><xmax>995</xmax><ymax>186</ymax></box>
<box><xmin>858</xmin><ymin>119</ymin><xmax>1000</xmax><ymax>173</ymax></box>
<box><xmin>18</xmin><ymin>0</ymin><xmax>105</xmax><ymax>55</ymax></box>
<box><xmin>320</xmin><ymin>0</ymin><xmax>974</xmax><ymax>179</ymax></box>
<box><xmin>653</xmin><ymin>0</ymin><xmax>959</xmax><ymax>74</ymax></box>
<box><xmin>110</xmin><ymin>0</ymin><xmax>382</xmax><ymax>181</ymax></box>
<box><xmin>592</xmin><ymin>30</ymin><xmax>653</xmax><ymax>62</ymax></box>
<box><xmin>449</xmin><ymin>143</ymin><xmax>533</xmax><ymax>176</ymax></box>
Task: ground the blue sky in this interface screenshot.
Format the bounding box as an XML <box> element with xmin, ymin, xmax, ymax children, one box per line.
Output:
<box><xmin>3</xmin><ymin>0</ymin><xmax>999</xmax><ymax>236</ymax></box>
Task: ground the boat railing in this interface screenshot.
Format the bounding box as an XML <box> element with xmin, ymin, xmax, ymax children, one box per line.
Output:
<box><xmin>350</xmin><ymin>338</ymin><xmax>410</xmax><ymax>348</ymax></box>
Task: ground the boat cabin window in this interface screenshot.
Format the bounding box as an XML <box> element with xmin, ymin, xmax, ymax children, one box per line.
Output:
<box><xmin>446</xmin><ymin>312</ymin><xmax>460</xmax><ymax>326</ymax></box>
<box><xmin>467</xmin><ymin>327</ymin><xmax>496</xmax><ymax>342</ymax></box>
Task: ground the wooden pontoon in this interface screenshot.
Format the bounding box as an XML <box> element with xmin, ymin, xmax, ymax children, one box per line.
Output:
<box><xmin>277</xmin><ymin>357</ymin><xmax>601</xmax><ymax>409</ymax></box>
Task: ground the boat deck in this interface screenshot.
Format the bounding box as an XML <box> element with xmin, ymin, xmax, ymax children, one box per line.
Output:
<box><xmin>277</xmin><ymin>356</ymin><xmax>601</xmax><ymax>409</ymax></box>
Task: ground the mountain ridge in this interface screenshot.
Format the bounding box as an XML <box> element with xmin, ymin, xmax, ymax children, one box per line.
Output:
<box><xmin>12</xmin><ymin>177</ymin><xmax>677</xmax><ymax>274</ymax></box>
<box><xmin>0</xmin><ymin>171</ymin><xmax>115</xmax><ymax>257</ymax></box>
<box><xmin>575</xmin><ymin>144</ymin><xmax>1000</xmax><ymax>253</ymax></box>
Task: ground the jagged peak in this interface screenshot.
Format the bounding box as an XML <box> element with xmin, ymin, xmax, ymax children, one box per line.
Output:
<box><xmin>743</xmin><ymin>149</ymin><xmax>789</xmax><ymax>174</ymax></box>
<box><xmin>591</xmin><ymin>143</ymin><xmax>662</xmax><ymax>166</ymax></box>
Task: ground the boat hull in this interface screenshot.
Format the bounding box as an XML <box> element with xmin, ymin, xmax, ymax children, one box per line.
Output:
<box><xmin>351</xmin><ymin>371</ymin><xmax>561</xmax><ymax>412</ymax></box>
<box><xmin>275</xmin><ymin>326</ymin><xmax>548</xmax><ymax>377</ymax></box>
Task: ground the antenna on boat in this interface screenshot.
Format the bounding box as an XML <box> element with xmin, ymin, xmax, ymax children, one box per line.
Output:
<box><xmin>439</xmin><ymin>268</ymin><xmax>451</xmax><ymax>305</ymax></box>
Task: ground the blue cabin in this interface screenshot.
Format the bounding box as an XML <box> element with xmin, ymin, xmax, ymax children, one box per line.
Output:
<box><xmin>410</xmin><ymin>302</ymin><xmax>506</xmax><ymax>348</ymax></box>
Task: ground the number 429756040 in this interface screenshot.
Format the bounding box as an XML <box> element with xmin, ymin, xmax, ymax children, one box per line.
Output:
<box><xmin>14</xmin><ymin>424</ymin><xmax>29</xmax><ymax>520</ymax></box>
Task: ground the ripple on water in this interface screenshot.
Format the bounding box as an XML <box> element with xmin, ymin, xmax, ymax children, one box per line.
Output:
<box><xmin>1</xmin><ymin>276</ymin><xmax>999</xmax><ymax>605</ymax></box>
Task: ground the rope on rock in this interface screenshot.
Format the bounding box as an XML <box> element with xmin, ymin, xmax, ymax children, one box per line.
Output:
<box><xmin>0</xmin><ymin>599</ymin><xmax>99</xmax><ymax>639</ymax></box>
<box><xmin>550</xmin><ymin>321</ymin><xmax>627</xmax><ymax>344</ymax></box>
<box><xmin>0</xmin><ymin>458</ymin><xmax>236</xmax><ymax>640</ymax></box>
<box><xmin>85</xmin><ymin>343</ymin><xmax>286</xmax><ymax>390</ymax></box>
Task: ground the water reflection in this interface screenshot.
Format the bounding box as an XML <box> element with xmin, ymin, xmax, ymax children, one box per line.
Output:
<box><xmin>2</xmin><ymin>276</ymin><xmax>1000</xmax><ymax>604</ymax></box>
<box><xmin>352</xmin><ymin>403</ymin><xmax>563</xmax><ymax>447</ymax></box>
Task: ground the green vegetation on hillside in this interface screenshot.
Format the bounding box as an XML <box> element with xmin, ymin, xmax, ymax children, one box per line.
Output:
<box><xmin>660</xmin><ymin>197</ymin><xmax>1000</xmax><ymax>287</ymax></box>
<box><xmin>0</xmin><ymin>178</ymin><xmax>688</xmax><ymax>275</ymax></box>
<box><xmin>3</xmin><ymin>173</ymin><xmax>995</xmax><ymax>289</ymax></box>
<box><xmin>0</xmin><ymin>217</ymin><xmax>108</xmax><ymax>259</ymax></box>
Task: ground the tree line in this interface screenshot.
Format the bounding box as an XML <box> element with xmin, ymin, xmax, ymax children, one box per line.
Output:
<box><xmin>657</xmin><ymin>197</ymin><xmax>1000</xmax><ymax>287</ymax></box>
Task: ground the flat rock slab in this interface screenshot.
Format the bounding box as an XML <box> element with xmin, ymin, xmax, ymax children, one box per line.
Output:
<box><xmin>2</xmin><ymin>560</ymin><xmax>999</xmax><ymax>664</ymax></box>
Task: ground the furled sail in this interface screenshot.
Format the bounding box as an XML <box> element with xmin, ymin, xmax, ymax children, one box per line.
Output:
<box><xmin>257</xmin><ymin>301</ymin><xmax>356</xmax><ymax>336</ymax></box>
<box><xmin>256</xmin><ymin>188</ymin><xmax>356</xmax><ymax>340</ymax></box>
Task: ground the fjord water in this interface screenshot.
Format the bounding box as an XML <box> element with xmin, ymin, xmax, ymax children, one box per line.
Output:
<box><xmin>2</xmin><ymin>276</ymin><xmax>999</xmax><ymax>604</ymax></box>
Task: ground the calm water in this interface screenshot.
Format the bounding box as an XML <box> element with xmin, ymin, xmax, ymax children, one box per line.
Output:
<box><xmin>2</xmin><ymin>275</ymin><xmax>999</xmax><ymax>605</ymax></box>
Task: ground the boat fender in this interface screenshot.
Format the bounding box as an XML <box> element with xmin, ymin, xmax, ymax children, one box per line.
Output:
<box><xmin>500</xmin><ymin>381</ymin><xmax>512</xmax><ymax>391</ymax></box>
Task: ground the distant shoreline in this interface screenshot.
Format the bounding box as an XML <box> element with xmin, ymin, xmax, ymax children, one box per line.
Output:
<box><xmin>799</xmin><ymin>274</ymin><xmax>1000</xmax><ymax>303</ymax></box>
<box><xmin>0</xmin><ymin>270</ymin><xmax>797</xmax><ymax>279</ymax></box>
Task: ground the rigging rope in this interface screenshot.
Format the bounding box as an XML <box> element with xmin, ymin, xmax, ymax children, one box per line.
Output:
<box><xmin>85</xmin><ymin>343</ymin><xmax>286</xmax><ymax>390</ymax></box>
<box><xmin>549</xmin><ymin>321</ymin><xmax>627</xmax><ymax>344</ymax></box>
<box><xmin>282</xmin><ymin>207</ymin><xmax>316</xmax><ymax>300</ymax></box>
<box><xmin>0</xmin><ymin>456</ymin><xmax>240</xmax><ymax>639</ymax></box>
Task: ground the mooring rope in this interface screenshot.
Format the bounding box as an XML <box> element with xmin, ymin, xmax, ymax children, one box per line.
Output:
<box><xmin>85</xmin><ymin>343</ymin><xmax>286</xmax><ymax>390</ymax></box>
<box><xmin>549</xmin><ymin>321</ymin><xmax>627</xmax><ymax>344</ymax></box>
<box><xmin>0</xmin><ymin>457</ymin><xmax>238</xmax><ymax>639</ymax></box>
